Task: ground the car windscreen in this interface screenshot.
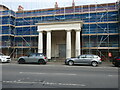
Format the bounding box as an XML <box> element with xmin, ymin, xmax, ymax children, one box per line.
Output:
<box><xmin>36</xmin><ymin>53</ymin><xmax>44</xmax><ymax>56</ymax></box>
<box><xmin>29</xmin><ymin>53</ymin><xmax>45</xmax><ymax>56</ymax></box>
<box><xmin>93</xmin><ymin>55</ymin><xmax>99</xmax><ymax>58</ymax></box>
<box><xmin>115</xmin><ymin>57</ymin><xmax>120</xmax><ymax>59</ymax></box>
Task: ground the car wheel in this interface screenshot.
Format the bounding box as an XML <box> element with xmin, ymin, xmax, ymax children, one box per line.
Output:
<box><xmin>91</xmin><ymin>61</ymin><xmax>98</xmax><ymax>67</ymax></box>
<box><xmin>68</xmin><ymin>61</ymin><xmax>74</xmax><ymax>66</ymax></box>
<box><xmin>114</xmin><ymin>63</ymin><xmax>119</xmax><ymax>67</ymax></box>
<box><xmin>38</xmin><ymin>59</ymin><xmax>46</xmax><ymax>64</ymax></box>
<box><xmin>18</xmin><ymin>58</ymin><xmax>25</xmax><ymax>64</ymax></box>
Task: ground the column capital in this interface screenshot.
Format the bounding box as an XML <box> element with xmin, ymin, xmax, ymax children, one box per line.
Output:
<box><xmin>46</xmin><ymin>30</ymin><xmax>52</xmax><ymax>32</ymax></box>
<box><xmin>66</xmin><ymin>29</ymin><xmax>72</xmax><ymax>32</ymax></box>
<box><xmin>38</xmin><ymin>30</ymin><xmax>43</xmax><ymax>33</ymax></box>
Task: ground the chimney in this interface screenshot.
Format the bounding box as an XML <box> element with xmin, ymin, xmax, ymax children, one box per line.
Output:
<box><xmin>55</xmin><ymin>2</ymin><xmax>58</xmax><ymax>8</ymax></box>
<box><xmin>18</xmin><ymin>5</ymin><xmax>24</xmax><ymax>11</ymax></box>
<box><xmin>72</xmin><ymin>0</ymin><xmax>75</xmax><ymax>7</ymax></box>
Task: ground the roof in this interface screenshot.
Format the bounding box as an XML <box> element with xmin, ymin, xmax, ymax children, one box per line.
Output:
<box><xmin>16</xmin><ymin>3</ymin><xmax>116</xmax><ymax>13</ymax></box>
<box><xmin>0</xmin><ymin>5</ymin><xmax>9</xmax><ymax>10</ymax></box>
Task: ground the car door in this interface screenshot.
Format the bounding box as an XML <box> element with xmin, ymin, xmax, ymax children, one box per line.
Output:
<box><xmin>84</xmin><ymin>55</ymin><xmax>93</xmax><ymax>64</ymax></box>
<box><xmin>30</xmin><ymin>54</ymin><xmax>38</xmax><ymax>63</ymax></box>
<box><xmin>26</xmin><ymin>54</ymin><xmax>36</xmax><ymax>63</ymax></box>
<box><xmin>76</xmin><ymin>55</ymin><xmax>86</xmax><ymax>64</ymax></box>
<box><xmin>78</xmin><ymin>55</ymin><xmax>92</xmax><ymax>64</ymax></box>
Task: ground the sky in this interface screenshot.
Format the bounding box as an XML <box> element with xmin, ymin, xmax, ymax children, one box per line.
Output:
<box><xmin>0</xmin><ymin>0</ymin><xmax>118</xmax><ymax>11</ymax></box>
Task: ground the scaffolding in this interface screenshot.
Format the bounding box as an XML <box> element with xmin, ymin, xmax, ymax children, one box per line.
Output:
<box><xmin>0</xmin><ymin>1</ymin><xmax>120</xmax><ymax>60</ymax></box>
<box><xmin>0</xmin><ymin>6</ymin><xmax>16</xmax><ymax>56</ymax></box>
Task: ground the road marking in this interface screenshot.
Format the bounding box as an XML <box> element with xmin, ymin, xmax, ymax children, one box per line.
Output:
<box><xmin>108</xmin><ymin>75</ymin><xmax>118</xmax><ymax>77</ymax></box>
<box><xmin>2</xmin><ymin>80</ymin><xmax>86</xmax><ymax>87</ymax></box>
<box><xmin>19</xmin><ymin>72</ymin><xmax>77</xmax><ymax>76</ymax></box>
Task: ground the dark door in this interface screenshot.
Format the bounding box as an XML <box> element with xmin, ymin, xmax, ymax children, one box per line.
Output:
<box><xmin>59</xmin><ymin>44</ymin><xmax>66</xmax><ymax>58</ymax></box>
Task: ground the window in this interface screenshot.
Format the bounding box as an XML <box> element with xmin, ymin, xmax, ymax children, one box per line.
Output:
<box><xmin>36</xmin><ymin>53</ymin><xmax>44</xmax><ymax>56</ymax></box>
<box><xmin>31</xmin><ymin>54</ymin><xmax>36</xmax><ymax>57</ymax></box>
<box><xmin>79</xmin><ymin>55</ymin><xmax>86</xmax><ymax>58</ymax></box>
<box><xmin>93</xmin><ymin>55</ymin><xmax>98</xmax><ymax>58</ymax></box>
<box><xmin>86</xmin><ymin>55</ymin><xmax>93</xmax><ymax>58</ymax></box>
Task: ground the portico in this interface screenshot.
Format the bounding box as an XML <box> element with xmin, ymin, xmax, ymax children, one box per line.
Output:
<box><xmin>36</xmin><ymin>21</ymin><xmax>83</xmax><ymax>59</ymax></box>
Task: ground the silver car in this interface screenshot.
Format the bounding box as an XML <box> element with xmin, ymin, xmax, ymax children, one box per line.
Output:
<box><xmin>65</xmin><ymin>54</ymin><xmax>102</xmax><ymax>67</ymax></box>
<box><xmin>18</xmin><ymin>53</ymin><xmax>48</xmax><ymax>64</ymax></box>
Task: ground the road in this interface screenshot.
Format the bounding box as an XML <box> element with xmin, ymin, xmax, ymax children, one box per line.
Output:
<box><xmin>1</xmin><ymin>63</ymin><xmax>119</xmax><ymax>89</ymax></box>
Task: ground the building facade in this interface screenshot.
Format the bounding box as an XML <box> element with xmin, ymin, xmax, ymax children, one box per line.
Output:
<box><xmin>0</xmin><ymin>2</ymin><xmax>120</xmax><ymax>60</ymax></box>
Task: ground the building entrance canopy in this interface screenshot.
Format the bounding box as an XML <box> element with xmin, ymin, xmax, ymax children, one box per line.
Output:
<box><xmin>36</xmin><ymin>21</ymin><xmax>83</xmax><ymax>59</ymax></box>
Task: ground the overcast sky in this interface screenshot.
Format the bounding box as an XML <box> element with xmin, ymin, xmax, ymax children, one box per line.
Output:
<box><xmin>0</xmin><ymin>0</ymin><xmax>118</xmax><ymax>11</ymax></box>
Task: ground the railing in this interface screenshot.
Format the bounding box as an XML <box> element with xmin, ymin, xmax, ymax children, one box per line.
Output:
<box><xmin>82</xmin><ymin>43</ymin><xmax>119</xmax><ymax>47</ymax></box>
<box><xmin>15</xmin><ymin>6</ymin><xmax>117</xmax><ymax>17</ymax></box>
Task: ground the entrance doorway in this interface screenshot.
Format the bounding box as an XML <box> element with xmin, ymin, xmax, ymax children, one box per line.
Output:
<box><xmin>37</xmin><ymin>21</ymin><xmax>83</xmax><ymax>59</ymax></box>
<box><xmin>59</xmin><ymin>44</ymin><xmax>66</xmax><ymax>58</ymax></box>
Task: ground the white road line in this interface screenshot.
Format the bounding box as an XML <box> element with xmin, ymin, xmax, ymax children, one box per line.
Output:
<box><xmin>19</xmin><ymin>72</ymin><xmax>77</xmax><ymax>76</ymax></box>
<box><xmin>108</xmin><ymin>75</ymin><xmax>118</xmax><ymax>77</ymax></box>
<box><xmin>2</xmin><ymin>80</ymin><xmax>86</xmax><ymax>87</ymax></box>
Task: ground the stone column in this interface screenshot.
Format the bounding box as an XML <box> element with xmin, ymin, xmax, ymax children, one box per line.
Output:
<box><xmin>46</xmin><ymin>30</ymin><xmax>51</xmax><ymax>59</ymax></box>
<box><xmin>38</xmin><ymin>31</ymin><xmax>43</xmax><ymax>53</ymax></box>
<box><xmin>75</xmin><ymin>29</ymin><xmax>81</xmax><ymax>57</ymax></box>
<box><xmin>66</xmin><ymin>30</ymin><xmax>71</xmax><ymax>59</ymax></box>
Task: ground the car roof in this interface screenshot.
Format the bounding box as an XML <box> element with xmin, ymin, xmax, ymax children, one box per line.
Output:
<box><xmin>29</xmin><ymin>53</ymin><xmax>45</xmax><ymax>56</ymax></box>
<box><xmin>30</xmin><ymin>53</ymin><xmax>44</xmax><ymax>54</ymax></box>
<box><xmin>80</xmin><ymin>54</ymin><xmax>98</xmax><ymax>56</ymax></box>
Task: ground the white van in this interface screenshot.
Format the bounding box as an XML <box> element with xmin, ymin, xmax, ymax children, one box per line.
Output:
<box><xmin>0</xmin><ymin>53</ymin><xmax>11</xmax><ymax>63</ymax></box>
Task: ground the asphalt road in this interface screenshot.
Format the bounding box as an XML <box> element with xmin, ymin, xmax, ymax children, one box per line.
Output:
<box><xmin>1</xmin><ymin>63</ymin><xmax>119</xmax><ymax>89</ymax></box>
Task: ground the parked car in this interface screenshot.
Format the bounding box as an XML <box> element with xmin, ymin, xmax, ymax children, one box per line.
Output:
<box><xmin>18</xmin><ymin>53</ymin><xmax>48</xmax><ymax>64</ymax></box>
<box><xmin>65</xmin><ymin>54</ymin><xmax>102</xmax><ymax>67</ymax></box>
<box><xmin>0</xmin><ymin>53</ymin><xmax>11</xmax><ymax>63</ymax></box>
<box><xmin>111</xmin><ymin>56</ymin><xmax>120</xmax><ymax>67</ymax></box>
